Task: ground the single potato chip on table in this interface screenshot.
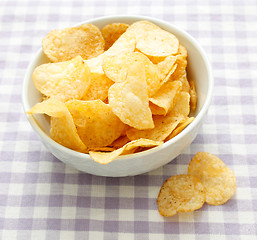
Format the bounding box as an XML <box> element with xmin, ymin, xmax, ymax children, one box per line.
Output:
<box><xmin>188</xmin><ymin>152</ymin><xmax>237</xmax><ymax>205</ymax></box>
<box><xmin>42</xmin><ymin>24</ymin><xmax>105</xmax><ymax>62</ymax></box>
<box><xmin>157</xmin><ymin>174</ymin><xmax>205</xmax><ymax>217</ymax></box>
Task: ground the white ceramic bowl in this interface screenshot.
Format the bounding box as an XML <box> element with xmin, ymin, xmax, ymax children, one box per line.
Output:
<box><xmin>22</xmin><ymin>15</ymin><xmax>213</xmax><ymax>177</ymax></box>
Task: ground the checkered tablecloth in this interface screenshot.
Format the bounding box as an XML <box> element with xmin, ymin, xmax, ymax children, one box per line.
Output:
<box><xmin>1</xmin><ymin>0</ymin><xmax>257</xmax><ymax>239</ymax></box>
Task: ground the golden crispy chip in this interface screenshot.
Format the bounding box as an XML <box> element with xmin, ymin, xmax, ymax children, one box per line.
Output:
<box><xmin>128</xmin><ymin>20</ymin><xmax>159</xmax><ymax>32</ymax></box>
<box><xmin>189</xmin><ymin>79</ymin><xmax>197</xmax><ymax>112</ymax></box>
<box><xmin>166</xmin><ymin>117</ymin><xmax>194</xmax><ymax>141</ymax></box>
<box><xmin>126</xmin><ymin>113</ymin><xmax>184</xmax><ymax>141</ymax></box>
<box><xmin>128</xmin><ymin>21</ymin><xmax>179</xmax><ymax>57</ymax></box>
<box><xmin>89</xmin><ymin>146</ymin><xmax>116</xmax><ymax>152</ymax></box>
<box><xmin>188</xmin><ymin>152</ymin><xmax>237</xmax><ymax>205</ymax></box>
<box><xmin>82</xmin><ymin>72</ymin><xmax>113</xmax><ymax>101</ymax></box>
<box><xmin>127</xmin><ymin>21</ymin><xmax>179</xmax><ymax>57</ymax></box>
<box><xmin>157</xmin><ymin>55</ymin><xmax>177</xmax><ymax>81</ymax></box>
<box><xmin>177</xmin><ymin>44</ymin><xmax>188</xmax><ymax>58</ymax></box>
<box><xmin>172</xmin><ymin>55</ymin><xmax>187</xmax><ymax>80</ymax></box>
<box><xmin>83</xmin><ymin>32</ymin><xmax>136</xmax><ymax>102</ymax></box>
<box><xmin>27</xmin><ymin>98</ymin><xmax>86</xmax><ymax>152</ymax></box>
<box><xmin>137</xmin><ymin>29</ymin><xmax>179</xmax><ymax>57</ymax></box>
<box><xmin>149</xmin><ymin>81</ymin><xmax>182</xmax><ymax>115</ymax></box>
<box><xmin>32</xmin><ymin>56</ymin><xmax>90</xmax><ymax>102</ymax></box>
<box><xmin>170</xmin><ymin>91</ymin><xmax>190</xmax><ymax>117</ymax></box>
<box><xmin>147</xmin><ymin>55</ymin><xmax>166</xmax><ymax>64</ymax></box>
<box><xmin>89</xmin><ymin>138</ymin><xmax>163</xmax><ymax>164</ymax></box>
<box><xmin>101</xmin><ymin>23</ymin><xmax>129</xmax><ymax>50</ymax></box>
<box><xmin>108</xmin><ymin>61</ymin><xmax>154</xmax><ymax>130</ymax></box>
<box><xmin>106</xmin><ymin>31</ymin><xmax>136</xmax><ymax>57</ymax></box>
<box><xmin>110</xmin><ymin>135</ymin><xmax>131</xmax><ymax>149</ymax></box>
<box><xmin>162</xmin><ymin>64</ymin><xmax>177</xmax><ymax>85</ymax></box>
<box><xmin>84</xmin><ymin>30</ymin><xmax>136</xmax><ymax>75</ymax></box>
<box><xmin>42</xmin><ymin>24</ymin><xmax>104</xmax><ymax>62</ymax></box>
<box><xmin>157</xmin><ymin>174</ymin><xmax>205</xmax><ymax>217</ymax></box>
<box><xmin>149</xmin><ymin>102</ymin><xmax>166</xmax><ymax>116</ymax></box>
<box><xmin>27</xmin><ymin>98</ymin><xmax>66</xmax><ymax>117</ymax></box>
<box><xmin>66</xmin><ymin>99</ymin><xmax>126</xmax><ymax>148</ymax></box>
<box><xmin>103</xmin><ymin>52</ymin><xmax>161</xmax><ymax>96</ymax></box>
<box><xmin>176</xmin><ymin>74</ymin><xmax>190</xmax><ymax>92</ymax></box>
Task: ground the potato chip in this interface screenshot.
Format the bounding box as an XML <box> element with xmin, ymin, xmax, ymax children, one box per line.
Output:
<box><xmin>42</xmin><ymin>24</ymin><xmax>104</xmax><ymax>62</ymax></box>
<box><xmin>108</xmin><ymin>61</ymin><xmax>154</xmax><ymax>130</ymax></box>
<box><xmin>189</xmin><ymin>79</ymin><xmax>197</xmax><ymax>112</ymax></box>
<box><xmin>166</xmin><ymin>117</ymin><xmax>194</xmax><ymax>141</ymax></box>
<box><xmin>177</xmin><ymin>74</ymin><xmax>190</xmax><ymax>92</ymax></box>
<box><xmin>136</xmin><ymin>29</ymin><xmax>179</xmax><ymax>57</ymax></box>
<box><xmin>84</xmin><ymin>30</ymin><xmax>136</xmax><ymax>77</ymax></box>
<box><xmin>172</xmin><ymin>55</ymin><xmax>187</xmax><ymax>80</ymax></box>
<box><xmin>188</xmin><ymin>152</ymin><xmax>237</xmax><ymax>205</ymax></box>
<box><xmin>149</xmin><ymin>81</ymin><xmax>182</xmax><ymax>115</ymax></box>
<box><xmin>157</xmin><ymin>55</ymin><xmax>177</xmax><ymax>81</ymax></box>
<box><xmin>101</xmin><ymin>23</ymin><xmax>129</xmax><ymax>50</ymax></box>
<box><xmin>149</xmin><ymin>102</ymin><xmax>166</xmax><ymax>116</ymax></box>
<box><xmin>105</xmin><ymin>30</ymin><xmax>136</xmax><ymax>57</ymax></box>
<box><xmin>103</xmin><ymin>52</ymin><xmax>161</xmax><ymax>96</ymax></box>
<box><xmin>128</xmin><ymin>21</ymin><xmax>179</xmax><ymax>57</ymax></box>
<box><xmin>32</xmin><ymin>56</ymin><xmax>91</xmax><ymax>102</ymax></box>
<box><xmin>128</xmin><ymin>20</ymin><xmax>160</xmax><ymax>32</ymax></box>
<box><xmin>66</xmin><ymin>99</ymin><xmax>126</xmax><ymax>148</ymax></box>
<box><xmin>82</xmin><ymin>72</ymin><xmax>113</xmax><ymax>101</ymax></box>
<box><xmin>27</xmin><ymin>98</ymin><xmax>86</xmax><ymax>152</ymax></box>
<box><xmin>170</xmin><ymin>91</ymin><xmax>190</xmax><ymax>117</ymax></box>
<box><xmin>89</xmin><ymin>138</ymin><xmax>163</xmax><ymax>164</ymax></box>
<box><xmin>27</xmin><ymin>98</ymin><xmax>66</xmax><ymax>117</ymax></box>
<box><xmin>157</xmin><ymin>174</ymin><xmax>205</xmax><ymax>217</ymax></box>
<box><xmin>89</xmin><ymin>146</ymin><xmax>116</xmax><ymax>152</ymax></box>
<box><xmin>110</xmin><ymin>135</ymin><xmax>131</xmax><ymax>149</ymax></box>
<box><xmin>163</xmin><ymin>65</ymin><xmax>178</xmax><ymax>84</ymax></box>
<box><xmin>177</xmin><ymin>44</ymin><xmax>187</xmax><ymax>58</ymax></box>
<box><xmin>83</xmin><ymin>33</ymin><xmax>136</xmax><ymax>101</ymax></box>
<box><xmin>126</xmin><ymin>113</ymin><xmax>184</xmax><ymax>141</ymax></box>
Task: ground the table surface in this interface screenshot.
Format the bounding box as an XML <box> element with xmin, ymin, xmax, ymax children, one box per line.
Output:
<box><xmin>1</xmin><ymin>0</ymin><xmax>257</xmax><ymax>239</ymax></box>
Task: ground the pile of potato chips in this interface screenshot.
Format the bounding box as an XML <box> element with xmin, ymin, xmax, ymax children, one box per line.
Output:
<box><xmin>28</xmin><ymin>20</ymin><xmax>197</xmax><ymax>164</ymax></box>
<box><xmin>157</xmin><ymin>152</ymin><xmax>237</xmax><ymax>217</ymax></box>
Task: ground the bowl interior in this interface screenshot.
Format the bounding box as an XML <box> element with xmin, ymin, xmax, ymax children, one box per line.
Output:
<box><xmin>23</xmin><ymin>15</ymin><xmax>213</xmax><ymax>161</ymax></box>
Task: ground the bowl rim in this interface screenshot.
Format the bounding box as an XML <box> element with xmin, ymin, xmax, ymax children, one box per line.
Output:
<box><xmin>22</xmin><ymin>14</ymin><xmax>214</xmax><ymax>162</ymax></box>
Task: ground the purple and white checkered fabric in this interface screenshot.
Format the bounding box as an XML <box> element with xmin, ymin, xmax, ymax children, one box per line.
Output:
<box><xmin>1</xmin><ymin>0</ymin><xmax>257</xmax><ymax>239</ymax></box>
